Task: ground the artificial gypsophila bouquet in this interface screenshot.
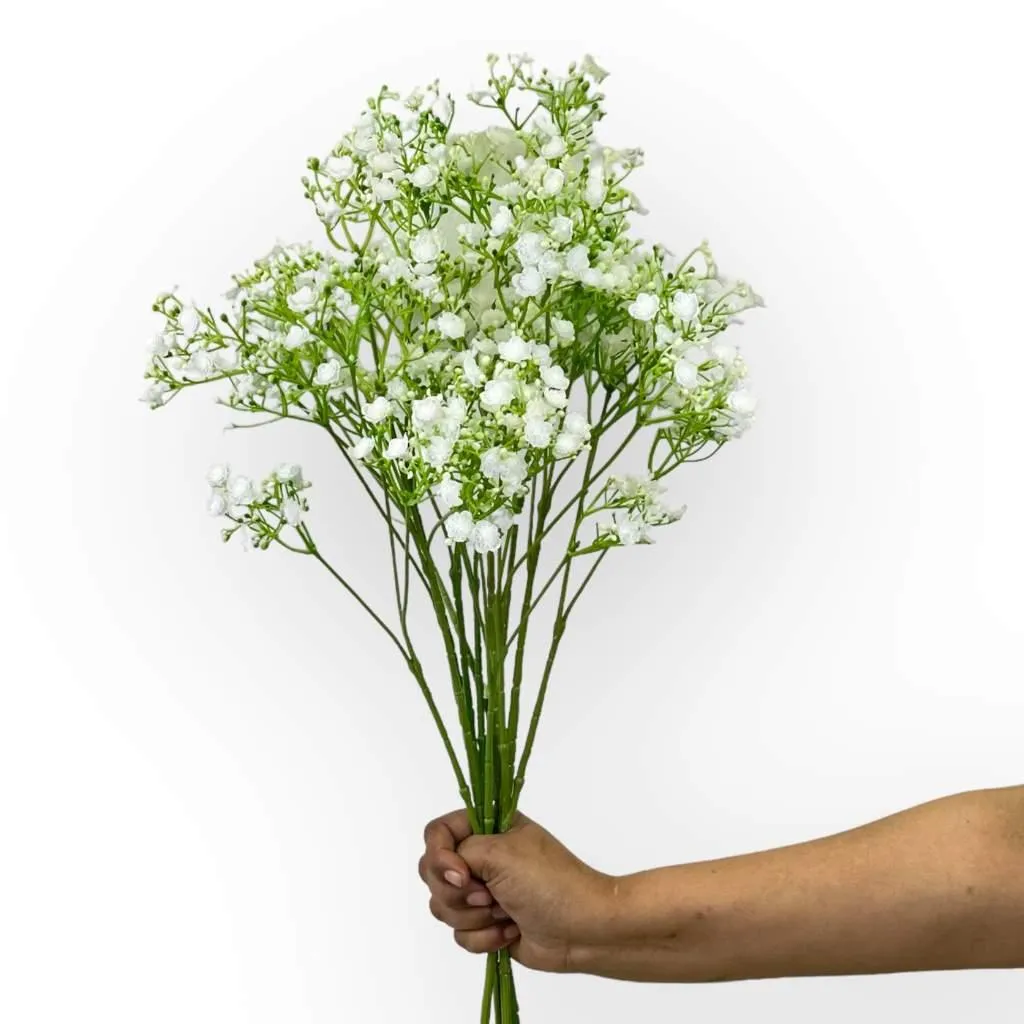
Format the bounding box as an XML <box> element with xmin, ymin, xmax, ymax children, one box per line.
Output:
<box><xmin>141</xmin><ymin>51</ymin><xmax>763</xmax><ymax>1022</ymax></box>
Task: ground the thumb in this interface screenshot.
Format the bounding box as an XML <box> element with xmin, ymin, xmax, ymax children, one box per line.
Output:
<box><xmin>456</xmin><ymin>833</ymin><xmax>507</xmax><ymax>885</ymax></box>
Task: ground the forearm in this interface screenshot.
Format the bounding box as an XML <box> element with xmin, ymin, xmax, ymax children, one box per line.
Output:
<box><xmin>574</xmin><ymin>785</ymin><xmax>1024</xmax><ymax>982</ymax></box>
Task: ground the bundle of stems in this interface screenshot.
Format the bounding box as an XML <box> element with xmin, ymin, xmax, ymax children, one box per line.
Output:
<box><xmin>310</xmin><ymin>387</ymin><xmax>654</xmax><ymax>1024</ymax></box>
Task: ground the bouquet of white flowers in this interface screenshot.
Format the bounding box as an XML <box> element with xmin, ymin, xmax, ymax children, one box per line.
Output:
<box><xmin>142</xmin><ymin>52</ymin><xmax>762</xmax><ymax>1022</ymax></box>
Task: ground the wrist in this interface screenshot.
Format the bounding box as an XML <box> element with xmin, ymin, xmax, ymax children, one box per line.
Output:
<box><xmin>568</xmin><ymin>868</ymin><xmax>680</xmax><ymax>977</ymax></box>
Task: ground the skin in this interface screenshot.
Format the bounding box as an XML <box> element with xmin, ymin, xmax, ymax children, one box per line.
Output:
<box><xmin>418</xmin><ymin>784</ymin><xmax>1024</xmax><ymax>982</ymax></box>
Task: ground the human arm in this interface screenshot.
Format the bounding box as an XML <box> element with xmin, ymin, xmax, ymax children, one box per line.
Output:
<box><xmin>419</xmin><ymin>785</ymin><xmax>1024</xmax><ymax>981</ymax></box>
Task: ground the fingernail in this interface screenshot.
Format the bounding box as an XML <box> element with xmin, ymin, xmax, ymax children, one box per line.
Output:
<box><xmin>503</xmin><ymin>924</ymin><xmax>520</xmax><ymax>941</ymax></box>
<box><xmin>444</xmin><ymin>870</ymin><xmax>464</xmax><ymax>888</ymax></box>
<box><xmin>491</xmin><ymin>906</ymin><xmax>509</xmax><ymax>920</ymax></box>
<box><xmin>466</xmin><ymin>890</ymin><xmax>492</xmax><ymax>907</ymax></box>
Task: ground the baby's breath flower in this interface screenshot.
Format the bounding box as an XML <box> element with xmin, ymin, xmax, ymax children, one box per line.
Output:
<box><xmin>323</xmin><ymin>155</ymin><xmax>354</xmax><ymax>179</ymax></box>
<box><xmin>364</xmin><ymin>396</ymin><xmax>393</xmax><ymax>423</ymax></box>
<box><xmin>671</xmin><ymin>290</ymin><xmax>699</xmax><ymax>321</ymax></box>
<box><xmin>497</xmin><ymin>336</ymin><xmax>531</xmax><ymax>363</ymax></box>
<box><xmin>445</xmin><ymin>510</ymin><xmax>474</xmax><ymax>543</ymax></box>
<box><xmin>315</xmin><ymin>359</ymin><xmax>342</xmax><ymax>386</ymax></box>
<box><xmin>469</xmin><ymin>519</ymin><xmax>503</xmax><ymax>554</ymax></box>
<box><xmin>384</xmin><ymin>436</ymin><xmax>409</xmax><ymax>460</ymax></box>
<box><xmin>434</xmin><ymin>312</ymin><xmax>466</xmax><ymax>339</ymax></box>
<box><xmin>489</xmin><ymin>206</ymin><xmax>514</xmax><ymax>237</ymax></box>
<box><xmin>350</xmin><ymin>437</ymin><xmax>374</xmax><ymax>460</ymax></box>
<box><xmin>146</xmin><ymin>52</ymin><xmax>761</xmax><ymax>566</ymax></box>
<box><xmin>628</xmin><ymin>292</ymin><xmax>660</xmax><ymax>321</ymax></box>
<box><xmin>512</xmin><ymin>267</ymin><xmax>545</xmax><ymax>299</ymax></box>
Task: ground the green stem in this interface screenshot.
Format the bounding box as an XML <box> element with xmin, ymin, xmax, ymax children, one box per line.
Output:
<box><xmin>481</xmin><ymin>953</ymin><xmax>496</xmax><ymax>1024</ymax></box>
<box><xmin>406</xmin><ymin>652</ymin><xmax>479</xmax><ymax>833</ymax></box>
<box><xmin>408</xmin><ymin>510</ymin><xmax>482</xmax><ymax>811</ymax></box>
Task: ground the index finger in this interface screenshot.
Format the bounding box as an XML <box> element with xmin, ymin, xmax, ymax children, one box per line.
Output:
<box><xmin>421</xmin><ymin>809</ymin><xmax>479</xmax><ymax>891</ymax></box>
<box><xmin>423</xmin><ymin>809</ymin><xmax>475</xmax><ymax>854</ymax></box>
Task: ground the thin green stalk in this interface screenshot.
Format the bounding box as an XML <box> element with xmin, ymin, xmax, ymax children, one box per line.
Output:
<box><xmin>406</xmin><ymin>653</ymin><xmax>480</xmax><ymax>834</ymax></box>
<box><xmin>481</xmin><ymin>953</ymin><xmax>496</xmax><ymax>1024</ymax></box>
<box><xmin>504</xmin><ymin>419</ymin><xmax>605</xmax><ymax>825</ymax></box>
<box><xmin>407</xmin><ymin>508</ymin><xmax>482</xmax><ymax>810</ymax></box>
<box><xmin>497</xmin><ymin>948</ymin><xmax>515</xmax><ymax>1024</ymax></box>
<box><xmin>506</xmin><ymin>468</ymin><xmax>552</xmax><ymax>783</ymax></box>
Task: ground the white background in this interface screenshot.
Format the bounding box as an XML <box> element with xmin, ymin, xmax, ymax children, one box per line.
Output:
<box><xmin>2</xmin><ymin>1</ymin><xmax>1022</xmax><ymax>1020</ymax></box>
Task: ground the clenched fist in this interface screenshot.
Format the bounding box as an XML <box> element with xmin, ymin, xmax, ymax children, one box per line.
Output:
<box><xmin>418</xmin><ymin>809</ymin><xmax>616</xmax><ymax>973</ymax></box>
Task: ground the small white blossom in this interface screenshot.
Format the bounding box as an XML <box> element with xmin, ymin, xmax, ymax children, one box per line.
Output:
<box><xmin>553</xmin><ymin>432</ymin><xmax>583</xmax><ymax>458</ymax></box>
<box><xmin>314</xmin><ymin>359</ymin><xmax>342</xmax><ymax>386</ymax></box>
<box><xmin>434</xmin><ymin>312</ymin><xmax>466</xmax><ymax>339</ymax></box>
<box><xmin>372</xmin><ymin>178</ymin><xmax>400</xmax><ymax>202</ymax></box>
<box><xmin>461</xmin><ymin>353</ymin><xmax>485</xmax><ymax>386</ymax></box>
<box><xmin>541</xmin><ymin>136</ymin><xmax>566</xmax><ymax>159</ymax></box>
<box><xmin>541</xmin><ymin>168</ymin><xmax>565</xmax><ymax>195</ymax></box>
<box><xmin>481</xmin><ymin>377</ymin><xmax>516</xmax><ymax>411</ymax></box>
<box><xmin>412</xmin><ymin>395</ymin><xmax>444</xmax><ymax>428</ymax></box>
<box><xmin>283</xmin><ymin>325</ymin><xmax>312</xmax><ymax>350</ymax></box>
<box><xmin>628</xmin><ymin>292</ymin><xmax>660</xmax><ymax>321</ymax></box>
<box><xmin>228</xmin><ymin>475</ymin><xmax>255</xmax><ymax>505</ymax></box>
<box><xmin>206</xmin><ymin>464</ymin><xmax>230</xmax><ymax>487</ymax></box>
<box><xmin>514</xmin><ymin>232</ymin><xmax>546</xmax><ymax>267</ymax></box>
<box><xmin>380</xmin><ymin>257</ymin><xmax>412</xmax><ymax>284</ymax></box>
<box><xmin>540</xmin><ymin>364</ymin><xmax>569</xmax><ymax>390</ymax></box>
<box><xmin>728</xmin><ymin>388</ymin><xmax>757</xmax><ymax>416</ymax></box>
<box><xmin>565</xmin><ymin>245</ymin><xmax>590</xmax><ymax>276</ymax></box>
<box><xmin>562</xmin><ymin>411</ymin><xmax>590</xmax><ymax>436</ymax></box>
<box><xmin>445</xmin><ymin>510</ymin><xmax>474</xmax><ymax>542</ymax></box>
<box><xmin>480</xmin><ymin>447</ymin><xmax>505</xmax><ymax>479</ymax></box>
<box><xmin>584</xmin><ymin>171</ymin><xmax>605</xmax><ymax>208</ymax></box>
<box><xmin>490</xmin><ymin>507</ymin><xmax>515</xmax><ymax>532</ymax></box>
<box><xmin>524</xmin><ymin>416</ymin><xmax>555</xmax><ymax>448</ymax></box>
<box><xmin>549</xmin><ymin>216</ymin><xmax>574</xmax><ymax>244</ymax></box>
<box><xmin>363</xmin><ymin>396</ymin><xmax>393</xmax><ymax>423</ymax></box>
<box><xmin>288</xmin><ymin>286</ymin><xmax>319</xmax><ymax>313</ymax></box>
<box><xmin>671</xmin><ymin>290</ymin><xmax>699</xmax><ymax>321</ymax></box>
<box><xmin>512</xmin><ymin>266</ymin><xmax>545</xmax><ymax>298</ymax></box>
<box><xmin>350</xmin><ymin>437</ymin><xmax>374</xmax><ymax>460</ymax></box>
<box><xmin>490</xmin><ymin>205</ymin><xmax>513</xmax><ymax>237</ymax></box>
<box><xmin>498</xmin><ymin>335</ymin><xmax>531</xmax><ymax>363</ymax></box>
<box><xmin>432</xmin><ymin>474</ymin><xmax>463</xmax><ymax>509</ymax></box>
<box><xmin>384</xmin><ymin>435</ymin><xmax>409</xmax><ymax>460</ymax></box>
<box><xmin>370</xmin><ymin>152</ymin><xmax>398</xmax><ymax>174</ymax></box>
<box><xmin>275</xmin><ymin>463</ymin><xmax>302</xmax><ymax>483</ymax></box>
<box><xmin>424</xmin><ymin>435</ymin><xmax>454</xmax><ymax>467</ymax></box>
<box><xmin>323</xmin><ymin>155</ymin><xmax>354</xmax><ymax>179</ymax></box>
<box><xmin>551</xmin><ymin>318</ymin><xmax>575</xmax><ymax>343</ymax></box>
<box><xmin>207</xmin><ymin>491</ymin><xmax>227</xmax><ymax>516</ymax></box>
<box><xmin>469</xmin><ymin>519</ymin><xmax>502</xmax><ymax>553</ymax></box>
<box><xmin>411</xmin><ymin>230</ymin><xmax>442</xmax><ymax>264</ymax></box>
<box><xmin>673</xmin><ymin>359</ymin><xmax>699</xmax><ymax>389</ymax></box>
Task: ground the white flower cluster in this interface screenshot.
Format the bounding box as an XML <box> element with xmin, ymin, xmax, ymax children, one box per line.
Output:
<box><xmin>205</xmin><ymin>462</ymin><xmax>310</xmax><ymax>550</ymax></box>
<box><xmin>142</xmin><ymin>53</ymin><xmax>762</xmax><ymax>554</ymax></box>
<box><xmin>588</xmin><ymin>474</ymin><xmax>686</xmax><ymax>548</ymax></box>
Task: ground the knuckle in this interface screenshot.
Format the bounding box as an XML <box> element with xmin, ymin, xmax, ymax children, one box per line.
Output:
<box><xmin>417</xmin><ymin>854</ymin><xmax>428</xmax><ymax>882</ymax></box>
<box><xmin>428</xmin><ymin>897</ymin><xmax>444</xmax><ymax>922</ymax></box>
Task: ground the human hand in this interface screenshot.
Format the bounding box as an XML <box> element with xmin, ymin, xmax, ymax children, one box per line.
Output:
<box><xmin>418</xmin><ymin>809</ymin><xmax>616</xmax><ymax>973</ymax></box>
